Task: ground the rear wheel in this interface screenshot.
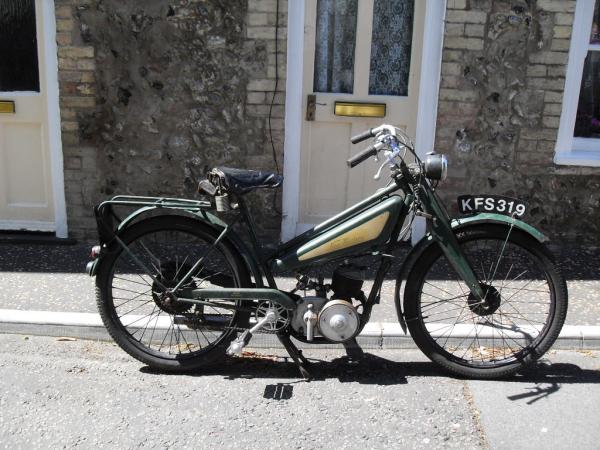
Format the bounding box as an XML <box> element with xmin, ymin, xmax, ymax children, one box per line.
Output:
<box><xmin>402</xmin><ymin>225</ymin><xmax>567</xmax><ymax>378</ymax></box>
<box><xmin>96</xmin><ymin>216</ymin><xmax>251</xmax><ymax>372</ymax></box>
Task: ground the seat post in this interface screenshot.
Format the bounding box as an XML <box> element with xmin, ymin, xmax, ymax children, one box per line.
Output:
<box><xmin>237</xmin><ymin>196</ymin><xmax>278</xmax><ymax>288</ymax></box>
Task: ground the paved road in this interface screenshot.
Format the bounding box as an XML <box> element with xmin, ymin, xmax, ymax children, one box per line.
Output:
<box><xmin>0</xmin><ymin>334</ymin><xmax>599</xmax><ymax>449</ymax></box>
<box><xmin>1</xmin><ymin>243</ymin><xmax>599</xmax><ymax>326</ymax></box>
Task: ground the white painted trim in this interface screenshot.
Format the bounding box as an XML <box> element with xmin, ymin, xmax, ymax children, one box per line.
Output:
<box><xmin>0</xmin><ymin>220</ymin><xmax>55</xmax><ymax>232</ymax></box>
<box><xmin>281</xmin><ymin>0</ymin><xmax>447</xmax><ymax>243</ymax></box>
<box><xmin>42</xmin><ymin>0</ymin><xmax>68</xmax><ymax>238</ymax></box>
<box><xmin>554</xmin><ymin>0</ymin><xmax>600</xmax><ymax>167</ymax></box>
<box><xmin>281</xmin><ymin>0</ymin><xmax>306</xmax><ymax>242</ymax></box>
<box><xmin>554</xmin><ymin>151</ymin><xmax>600</xmax><ymax>167</ymax></box>
<box><xmin>411</xmin><ymin>0</ymin><xmax>447</xmax><ymax>245</ymax></box>
<box><xmin>0</xmin><ymin>91</ymin><xmax>41</xmax><ymax>97</ymax></box>
<box><xmin>573</xmin><ymin>137</ymin><xmax>600</xmax><ymax>152</ymax></box>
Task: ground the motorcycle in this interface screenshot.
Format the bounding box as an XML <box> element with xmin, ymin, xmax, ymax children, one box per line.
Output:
<box><xmin>87</xmin><ymin>124</ymin><xmax>567</xmax><ymax>379</ymax></box>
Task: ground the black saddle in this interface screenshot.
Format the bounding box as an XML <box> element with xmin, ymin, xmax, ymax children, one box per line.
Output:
<box><xmin>207</xmin><ymin>167</ymin><xmax>283</xmax><ymax>195</ymax></box>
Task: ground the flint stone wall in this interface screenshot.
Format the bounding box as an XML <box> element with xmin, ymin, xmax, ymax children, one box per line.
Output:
<box><xmin>437</xmin><ymin>0</ymin><xmax>600</xmax><ymax>242</ymax></box>
<box><xmin>56</xmin><ymin>0</ymin><xmax>286</xmax><ymax>241</ymax></box>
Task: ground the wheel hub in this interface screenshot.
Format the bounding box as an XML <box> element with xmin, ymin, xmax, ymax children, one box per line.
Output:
<box><xmin>467</xmin><ymin>284</ymin><xmax>501</xmax><ymax>316</ymax></box>
<box><xmin>151</xmin><ymin>261</ymin><xmax>195</xmax><ymax>315</ymax></box>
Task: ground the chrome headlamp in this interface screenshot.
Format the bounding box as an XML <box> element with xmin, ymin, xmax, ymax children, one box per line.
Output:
<box><xmin>424</xmin><ymin>153</ymin><xmax>448</xmax><ymax>181</ymax></box>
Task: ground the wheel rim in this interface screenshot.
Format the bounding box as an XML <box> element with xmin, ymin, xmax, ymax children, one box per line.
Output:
<box><xmin>107</xmin><ymin>227</ymin><xmax>241</xmax><ymax>360</ymax></box>
<box><xmin>416</xmin><ymin>236</ymin><xmax>556</xmax><ymax>368</ymax></box>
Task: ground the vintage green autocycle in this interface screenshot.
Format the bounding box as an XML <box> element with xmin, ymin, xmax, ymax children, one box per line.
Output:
<box><xmin>87</xmin><ymin>124</ymin><xmax>567</xmax><ymax>379</ymax></box>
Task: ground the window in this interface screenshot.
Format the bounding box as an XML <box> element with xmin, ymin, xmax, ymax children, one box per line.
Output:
<box><xmin>313</xmin><ymin>0</ymin><xmax>358</xmax><ymax>94</ymax></box>
<box><xmin>555</xmin><ymin>0</ymin><xmax>600</xmax><ymax>166</ymax></box>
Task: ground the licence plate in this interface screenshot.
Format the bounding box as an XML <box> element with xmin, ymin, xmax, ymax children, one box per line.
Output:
<box><xmin>457</xmin><ymin>195</ymin><xmax>527</xmax><ymax>217</ymax></box>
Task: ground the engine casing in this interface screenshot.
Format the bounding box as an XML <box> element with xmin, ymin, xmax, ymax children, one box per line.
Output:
<box><xmin>291</xmin><ymin>296</ymin><xmax>360</xmax><ymax>342</ymax></box>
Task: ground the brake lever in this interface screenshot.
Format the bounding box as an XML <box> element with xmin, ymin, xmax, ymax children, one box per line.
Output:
<box><xmin>373</xmin><ymin>160</ymin><xmax>387</xmax><ymax>180</ymax></box>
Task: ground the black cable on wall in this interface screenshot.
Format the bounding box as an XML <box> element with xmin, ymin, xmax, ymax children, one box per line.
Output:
<box><xmin>268</xmin><ymin>0</ymin><xmax>281</xmax><ymax>175</ymax></box>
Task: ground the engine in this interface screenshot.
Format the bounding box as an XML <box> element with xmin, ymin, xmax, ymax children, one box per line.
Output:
<box><xmin>290</xmin><ymin>264</ymin><xmax>366</xmax><ymax>342</ymax></box>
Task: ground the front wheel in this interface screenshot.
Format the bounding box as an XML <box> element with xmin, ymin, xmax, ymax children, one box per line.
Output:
<box><xmin>401</xmin><ymin>225</ymin><xmax>567</xmax><ymax>379</ymax></box>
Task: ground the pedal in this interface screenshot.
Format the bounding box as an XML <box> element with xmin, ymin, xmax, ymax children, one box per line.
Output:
<box><xmin>227</xmin><ymin>330</ymin><xmax>252</xmax><ymax>355</ymax></box>
<box><xmin>227</xmin><ymin>307</ymin><xmax>278</xmax><ymax>355</ymax></box>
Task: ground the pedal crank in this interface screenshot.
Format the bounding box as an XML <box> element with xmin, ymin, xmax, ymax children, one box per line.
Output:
<box><xmin>226</xmin><ymin>309</ymin><xmax>278</xmax><ymax>356</ymax></box>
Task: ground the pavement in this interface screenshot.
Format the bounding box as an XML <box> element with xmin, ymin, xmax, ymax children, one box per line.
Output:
<box><xmin>1</xmin><ymin>334</ymin><xmax>599</xmax><ymax>449</ymax></box>
<box><xmin>0</xmin><ymin>241</ymin><xmax>599</xmax><ymax>326</ymax></box>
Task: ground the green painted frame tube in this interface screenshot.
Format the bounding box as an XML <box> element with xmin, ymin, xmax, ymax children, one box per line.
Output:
<box><xmin>420</xmin><ymin>186</ymin><xmax>486</xmax><ymax>300</ymax></box>
<box><xmin>184</xmin><ymin>288</ymin><xmax>296</xmax><ymax>310</ymax></box>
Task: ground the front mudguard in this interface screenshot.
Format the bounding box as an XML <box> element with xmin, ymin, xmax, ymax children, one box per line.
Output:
<box><xmin>394</xmin><ymin>213</ymin><xmax>548</xmax><ymax>333</ymax></box>
<box><xmin>88</xmin><ymin>206</ymin><xmax>264</xmax><ymax>287</ymax></box>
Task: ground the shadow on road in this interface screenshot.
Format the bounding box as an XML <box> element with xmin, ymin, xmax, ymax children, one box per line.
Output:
<box><xmin>500</xmin><ymin>361</ymin><xmax>600</xmax><ymax>404</ymax></box>
<box><xmin>139</xmin><ymin>352</ymin><xmax>600</xmax><ymax>391</ymax></box>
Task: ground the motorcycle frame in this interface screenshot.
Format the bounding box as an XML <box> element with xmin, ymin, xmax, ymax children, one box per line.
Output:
<box><xmin>92</xmin><ymin>160</ymin><xmax>487</xmax><ymax>332</ymax></box>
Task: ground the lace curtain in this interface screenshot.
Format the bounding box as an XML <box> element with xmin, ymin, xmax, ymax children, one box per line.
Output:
<box><xmin>369</xmin><ymin>0</ymin><xmax>414</xmax><ymax>96</ymax></box>
<box><xmin>313</xmin><ymin>0</ymin><xmax>358</xmax><ymax>94</ymax></box>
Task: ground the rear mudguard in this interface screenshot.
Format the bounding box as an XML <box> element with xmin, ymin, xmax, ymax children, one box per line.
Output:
<box><xmin>89</xmin><ymin>206</ymin><xmax>264</xmax><ymax>288</ymax></box>
<box><xmin>394</xmin><ymin>213</ymin><xmax>548</xmax><ymax>333</ymax></box>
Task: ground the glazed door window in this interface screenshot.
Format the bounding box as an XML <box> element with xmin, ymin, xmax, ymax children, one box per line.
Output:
<box><xmin>369</xmin><ymin>0</ymin><xmax>414</xmax><ymax>96</ymax></box>
<box><xmin>0</xmin><ymin>0</ymin><xmax>40</xmax><ymax>92</ymax></box>
<box><xmin>313</xmin><ymin>0</ymin><xmax>358</xmax><ymax>94</ymax></box>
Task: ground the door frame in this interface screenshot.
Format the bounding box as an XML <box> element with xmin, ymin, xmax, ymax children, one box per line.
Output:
<box><xmin>281</xmin><ymin>0</ymin><xmax>447</xmax><ymax>243</ymax></box>
<box><xmin>44</xmin><ymin>0</ymin><xmax>68</xmax><ymax>238</ymax></box>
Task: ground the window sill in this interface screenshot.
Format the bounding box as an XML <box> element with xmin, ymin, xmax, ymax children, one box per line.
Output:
<box><xmin>554</xmin><ymin>151</ymin><xmax>600</xmax><ymax>167</ymax></box>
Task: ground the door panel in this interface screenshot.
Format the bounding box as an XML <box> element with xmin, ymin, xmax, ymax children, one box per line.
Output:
<box><xmin>0</xmin><ymin>0</ymin><xmax>55</xmax><ymax>230</ymax></box>
<box><xmin>303</xmin><ymin>122</ymin><xmax>352</xmax><ymax>216</ymax></box>
<box><xmin>3</xmin><ymin>123</ymin><xmax>46</xmax><ymax>205</ymax></box>
<box><xmin>299</xmin><ymin>0</ymin><xmax>424</xmax><ymax>229</ymax></box>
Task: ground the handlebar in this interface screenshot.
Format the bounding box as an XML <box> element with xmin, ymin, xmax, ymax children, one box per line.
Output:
<box><xmin>346</xmin><ymin>124</ymin><xmax>414</xmax><ymax>170</ymax></box>
<box><xmin>350</xmin><ymin>128</ymin><xmax>376</xmax><ymax>144</ymax></box>
<box><xmin>347</xmin><ymin>144</ymin><xmax>379</xmax><ymax>168</ymax></box>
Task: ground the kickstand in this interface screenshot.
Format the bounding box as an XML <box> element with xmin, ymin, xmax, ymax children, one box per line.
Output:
<box><xmin>277</xmin><ymin>334</ymin><xmax>314</xmax><ymax>380</ymax></box>
<box><xmin>343</xmin><ymin>338</ymin><xmax>365</xmax><ymax>362</ymax></box>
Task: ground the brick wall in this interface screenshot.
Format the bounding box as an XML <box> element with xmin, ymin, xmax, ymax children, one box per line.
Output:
<box><xmin>244</xmin><ymin>0</ymin><xmax>288</xmax><ymax>233</ymax></box>
<box><xmin>54</xmin><ymin>0</ymin><xmax>99</xmax><ymax>239</ymax></box>
<box><xmin>435</xmin><ymin>0</ymin><xmax>600</xmax><ymax>241</ymax></box>
<box><xmin>245</xmin><ymin>0</ymin><xmax>287</xmax><ymax>171</ymax></box>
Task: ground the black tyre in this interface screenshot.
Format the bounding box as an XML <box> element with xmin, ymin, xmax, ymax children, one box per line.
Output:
<box><xmin>401</xmin><ymin>225</ymin><xmax>567</xmax><ymax>378</ymax></box>
<box><xmin>96</xmin><ymin>215</ymin><xmax>251</xmax><ymax>372</ymax></box>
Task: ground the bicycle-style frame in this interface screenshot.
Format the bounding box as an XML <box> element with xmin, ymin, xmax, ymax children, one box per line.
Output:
<box><xmin>91</xmin><ymin>158</ymin><xmax>493</xmax><ymax>331</ymax></box>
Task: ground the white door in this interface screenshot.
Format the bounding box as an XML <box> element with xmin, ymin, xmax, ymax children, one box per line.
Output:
<box><xmin>297</xmin><ymin>0</ymin><xmax>425</xmax><ymax>232</ymax></box>
<box><xmin>0</xmin><ymin>0</ymin><xmax>56</xmax><ymax>232</ymax></box>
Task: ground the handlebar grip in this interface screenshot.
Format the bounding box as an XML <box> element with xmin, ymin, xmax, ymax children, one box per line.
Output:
<box><xmin>347</xmin><ymin>145</ymin><xmax>378</xmax><ymax>168</ymax></box>
<box><xmin>350</xmin><ymin>128</ymin><xmax>375</xmax><ymax>144</ymax></box>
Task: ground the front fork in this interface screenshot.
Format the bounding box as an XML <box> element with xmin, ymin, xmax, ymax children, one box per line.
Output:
<box><xmin>420</xmin><ymin>187</ymin><xmax>486</xmax><ymax>300</ymax></box>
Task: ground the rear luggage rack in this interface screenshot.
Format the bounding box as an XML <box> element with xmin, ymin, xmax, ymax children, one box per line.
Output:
<box><xmin>94</xmin><ymin>195</ymin><xmax>214</xmax><ymax>244</ymax></box>
<box><xmin>99</xmin><ymin>195</ymin><xmax>212</xmax><ymax>210</ymax></box>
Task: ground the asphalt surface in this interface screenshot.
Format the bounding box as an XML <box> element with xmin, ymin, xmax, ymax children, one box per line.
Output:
<box><xmin>1</xmin><ymin>242</ymin><xmax>599</xmax><ymax>326</ymax></box>
<box><xmin>0</xmin><ymin>334</ymin><xmax>599</xmax><ymax>449</ymax></box>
